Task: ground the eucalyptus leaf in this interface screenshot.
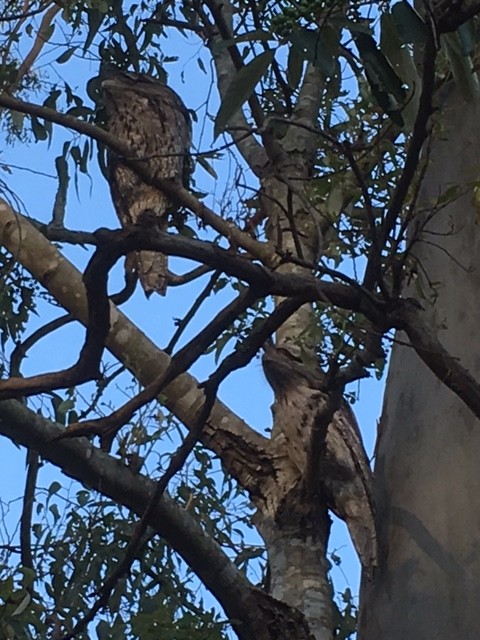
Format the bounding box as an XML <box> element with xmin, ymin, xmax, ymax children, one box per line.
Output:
<box><xmin>289</xmin><ymin>27</ymin><xmax>336</xmax><ymax>76</ymax></box>
<box><xmin>380</xmin><ymin>12</ymin><xmax>419</xmax><ymax>130</ymax></box>
<box><xmin>214</xmin><ymin>49</ymin><xmax>274</xmax><ymax>138</ymax></box>
<box><xmin>287</xmin><ymin>44</ymin><xmax>304</xmax><ymax>91</ymax></box>
<box><xmin>56</xmin><ymin>47</ymin><xmax>76</xmax><ymax>64</ymax></box>
<box><xmin>391</xmin><ymin>1</ymin><xmax>427</xmax><ymax>45</ymax></box>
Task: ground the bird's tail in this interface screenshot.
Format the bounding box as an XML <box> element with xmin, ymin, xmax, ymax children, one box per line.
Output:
<box><xmin>128</xmin><ymin>251</ymin><xmax>168</xmax><ymax>296</ymax></box>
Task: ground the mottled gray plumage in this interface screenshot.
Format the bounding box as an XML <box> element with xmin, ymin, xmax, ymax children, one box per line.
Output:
<box><xmin>102</xmin><ymin>70</ymin><xmax>191</xmax><ymax>296</ymax></box>
<box><xmin>262</xmin><ymin>343</ymin><xmax>377</xmax><ymax>573</ymax></box>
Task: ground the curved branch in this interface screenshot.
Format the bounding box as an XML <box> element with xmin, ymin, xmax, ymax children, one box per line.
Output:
<box><xmin>395</xmin><ymin>301</ymin><xmax>480</xmax><ymax>421</ymax></box>
<box><xmin>0</xmin><ymin>399</ymin><xmax>312</xmax><ymax>640</ymax></box>
<box><xmin>0</xmin><ymin>200</ymin><xmax>272</xmax><ymax>495</ymax></box>
<box><xmin>56</xmin><ymin>287</ymin><xmax>261</xmax><ymax>451</ymax></box>
<box><xmin>0</xmin><ymin>93</ymin><xmax>276</xmax><ymax>265</ymax></box>
<box><xmin>9</xmin><ymin>3</ymin><xmax>61</xmax><ymax>94</ymax></box>
<box><xmin>0</xmin><ymin>229</ymin><xmax>115</xmax><ymax>399</ymax></box>
<box><xmin>10</xmin><ymin>313</ymin><xmax>74</xmax><ymax>375</ymax></box>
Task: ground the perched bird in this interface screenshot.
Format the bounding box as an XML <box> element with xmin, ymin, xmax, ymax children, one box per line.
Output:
<box><xmin>262</xmin><ymin>343</ymin><xmax>377</xmax><ymax>573</ymax></box>
<box><xmin>102</xmin><ymin>69</ymin><xmax>191</xmax><ymax>296</ymax></box>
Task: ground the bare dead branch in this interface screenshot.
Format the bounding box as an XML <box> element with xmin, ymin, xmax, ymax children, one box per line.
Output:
<box><xmin>167</xmin><ymin>264</ymin><xmax>213</xmax><ymax>286</ymax></box>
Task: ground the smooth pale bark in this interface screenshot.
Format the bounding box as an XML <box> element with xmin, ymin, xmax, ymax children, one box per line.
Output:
<box><xmin>360</xmin><ymin>85</ymin><xmax>480</xmax><ymax>638</ymax></box>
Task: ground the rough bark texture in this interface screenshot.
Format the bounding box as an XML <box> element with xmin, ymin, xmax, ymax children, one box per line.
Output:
<box><xmin>359</xmin><ymin>85</ymin><xmax>480</xmax><ymax>638</ymax></box>
<box><xmin>0</xmin><ymin>399</ymin><xmax>317</xmax><ymax>640</ymax></box>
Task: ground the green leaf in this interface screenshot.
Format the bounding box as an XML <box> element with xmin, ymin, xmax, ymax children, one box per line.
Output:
<box><xmin>43</xmin><ymin>88</ymin><xmax>62</xmax><ymax>109</ymax></box>
<box><xmin>391</xmin><ymin>1</ymin><xmax>426</xmax><ymax>45</ymax></box>
<box><xmin>56</xmin><ymin>47</ymin><xmax>76</xmax><ymax>64</ymax></box>
<box><xmin>84</xmin><ymin>8</ymin><xmax>103</xmax><ymax>53</ymax></box>
<box><xmin>11</xmin><ymin>593</ymin><xmax>30</xmax><ymax>616</ymax></box>
<box><xmin>355</xmin><ymin>33</ymin><xmax>406</xmax><ymax>102</ymax></box>
<box><xmin>9</xmin><ymin>109</ymin><xmax>24</xmax><ymax>133</ymax></box>
<box><xmin>32</xmin><ymin>523</ymin><xmax>42</xmax><ymax>540</ymax></box>
<box><xmin>30</xmin><ymin>116</ymin><xmax>48</xmax><ymax>141</ymax></box>
<box><xmin>48</xmin><ymin>481</ymin><xmax>61</xmax><ymax>497</ymax></box>
<box><xmin>355</xmin><ymin>32</ymin><xmax>406</xmax><ymax>125</ymax></box>
<box><xmin>380</xmin><ymin>12</ymin><xmax>420</xmax><ymax>130</ymax></box>
<box><xmin>70</xmin><ymin>145</ymin><xmax>81</xmax><ymax>167</ymax></box>
<box><xmin>289</xmin><ymin>27</ymin><xmax>336</xmax><ymax>76</ymax></box>
<box><xmin>42</xmin><ymin>23</ymin><xmax>55</xmax><ymax>43</ymax></box>
<box><xmin>197</xmin><ymin>57</ymin><xmax>206</xmax><ymax>74</ymax></box>
<box><xmin>77</xmin><ymin>490</ymin><xmax>90</xmax><ymax>507</ymax></box>
<box><xmin>214</xmin><ymin>333</ymin><xmax>231</xmax><ymax>364</ymax></box>
<box><xmin>326</xmin><ymin>184</ymin><xmax>344</xmax><ymax>219</ymax></box>
<box><xmin>287</xmin><ymin>44</ymin><xmax>303</xmax><ymax>91</ymax></box>
<box><xmin>214</xmin><ymin>49</ymin><xmax>274</xmax><ymax>138</ymax></box>
<box><xmin>96</xmin><ymin>620</ymin><xmax>111</xmax><ymax>640</ymax></box>
<box><xmin>49</xmin><ymin>503</ymin><xmax>60</xmax><ymax>523</ymax></box>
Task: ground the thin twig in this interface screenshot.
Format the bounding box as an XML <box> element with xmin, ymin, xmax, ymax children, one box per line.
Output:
<box><xmin>165</xmin><ymin>270</ymin><xmax>221</xmax><ymax>354</ymax></box>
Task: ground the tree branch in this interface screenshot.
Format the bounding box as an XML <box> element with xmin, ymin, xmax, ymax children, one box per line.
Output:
<box><xmin>363</xmin><ymin>19</ymin><xmax>437</xmax><ymax>290</ymax></box>
<box><xmin>0</xmin><ymin>200</ymin><xmax>273</xmax><ymax>495</ymax></box>
<box><xmin>56</xmin><ymin>287</ymin><xmax>261</xmax><ymax>451</ymax></box>
<box><xmin>395</xmin><ymin>301</ymin><xmax>480</xmax><ymax>421</ymax></box>
<box><xmin>8</xmin><ymin>3</ymin><xmax>61</xmax><ymax>94</ymax></box>
<box><xmin>0</xmin><ymin>399</ymin><xmax>312</xmax><ymax>640</ymax></box>
<box><xmin>433</xmin><ymin>0</ymin><xmax>480</xmax><ymax>32</ymax></box>
<box><xmin>0</xmin><ymin>93</ymin><xmax>276</xmax><ymax>265</ymax></box>
<box><xmin>196</xmin><ymin>0</ymin><xmax>273</xmax><ymax>175</ymax></box>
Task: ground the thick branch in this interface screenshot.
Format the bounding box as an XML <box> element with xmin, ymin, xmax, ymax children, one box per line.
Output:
<box><xmin>0</xmin><ymin>201</ymin><xmax>272</xmax><ymax>495</ymax></box>
<box><xmin>395</xmin><ymin>302</ymin><xmax>480</xmax><ymax>421</ymax></box>
<box><xmin>284</xmin><ymin>63</ymin><xmax>324</xmax><ymax>165</ymax></box>
<box><xmin>0</xmin><ymin>400</ymin><xmax>313</xmax><ymax>640</ymax></box>
<box><xmin>199</xmin><ymin>0</ymin><xmax>282</xmax><ymax>174</ymax></box>
<box><xmin>433</xmin><ymin>0</ymin><xmax>480</xmax><ymax>33</ymax></box>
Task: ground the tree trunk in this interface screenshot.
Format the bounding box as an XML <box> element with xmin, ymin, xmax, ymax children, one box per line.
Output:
<box><xmin>360</xmin><ymin>84</ymin><xmax>480</xmax><ymax>638</ymax></box>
